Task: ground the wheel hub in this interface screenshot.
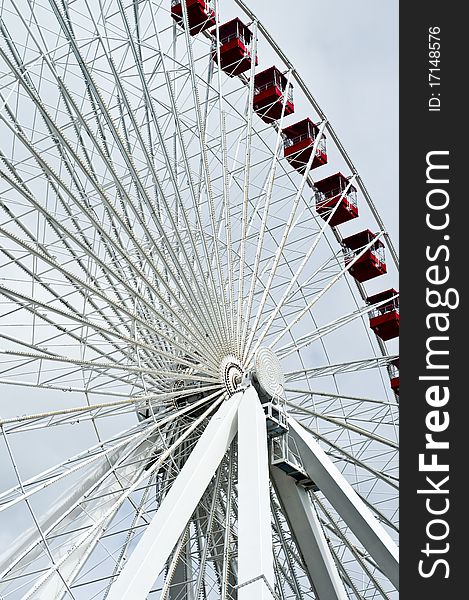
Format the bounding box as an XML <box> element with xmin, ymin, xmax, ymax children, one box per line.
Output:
<box><xmin>219</xmin><ymin>355</ymin><xmax>243</xmax><ymax>396</ymax></box>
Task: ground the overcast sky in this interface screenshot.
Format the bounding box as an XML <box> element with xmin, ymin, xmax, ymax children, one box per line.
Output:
<box><xmin>249</xmin><ymin>0</ymin><xmax>399</xmax><ymax>245</ymax></box>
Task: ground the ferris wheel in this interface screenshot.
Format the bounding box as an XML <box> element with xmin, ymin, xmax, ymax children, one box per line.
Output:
<box><xmin>0</xmin><ymin>1</ymin><xmax>399</xmax><ymax>599</ymax></box>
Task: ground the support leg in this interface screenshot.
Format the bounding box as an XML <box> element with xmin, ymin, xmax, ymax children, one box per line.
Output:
<box><xmin>271</xmin><ymin>466</ymin><xmax>348</xmax><ymax>600</ymax></box>
<box><xmin>237</xmin><ymin>385</ymin><xmax>275</xmax><ymax>599</ymax></box>
<box><xmin>289</xmin><ymin>417</ymin><xmax>399</xmax><ymax>589</ymax></box>
<box><xmin>106</xmin><ymin>393</ymin><xmax>242</xmax><ymax>600</ymax></box>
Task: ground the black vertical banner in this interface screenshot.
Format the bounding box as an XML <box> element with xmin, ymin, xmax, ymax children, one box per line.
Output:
<box><xmin>400</xmin><ymin>3</ymin><xmax>466</xmax><ymax>599</ymax></box>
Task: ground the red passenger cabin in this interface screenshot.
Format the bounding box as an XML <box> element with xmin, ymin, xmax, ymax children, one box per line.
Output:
<box><xmin>171</xmin><ymin>0</ymin><xmax>216</xmax><ymax>35</ymax></box>
<box><xmin>389</xmin><ymin>358</ymin><xmax>400</xmax><ymax>396</ymax></box>
<box><xmin>212</xmin><ymin>18</ymin><xmax>258</xmax><ymax>77</ymax></box>
<box><xmin>315</xmin><ymin>172</ymin><xmax>358</xmax><ymax>226</ymax></box>
<box><xmin>367</xmin><ymin>289</ymin><xmax>400</xmax><ymax>341</ymax></box>
<box><xmin>253</xmin><ymin>67</ymin><xmax>294</xmax><ymax>122</ymax></box>
<box><xmin>342</xmin><ymin>229</ymin><xmax>386</xmax><ymax>282</ymax></box>
<box><xmin>282</xmin><ymin>119</ymin><xmax>327</xmax><ymax>173</ymax></box>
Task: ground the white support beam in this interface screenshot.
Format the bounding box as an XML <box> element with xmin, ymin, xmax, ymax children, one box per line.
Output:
<box><xmin>238</xmin><ymin>385</ymin><xmax>275</xmax><ymax>600</ymax></box>
<box><xmin>107</xmin><ymin>393</ymin><xmax>242</xmax><ymax>600</ymax></box>
<box><xmin>288</xmin><ymin>417</ymin><xmax>399</xmax><ymax>589</ymax></box>
<box><xmin>271</xmin><ymin>467</ymin><xmax>348</xmax><ymax>600</ymax></box>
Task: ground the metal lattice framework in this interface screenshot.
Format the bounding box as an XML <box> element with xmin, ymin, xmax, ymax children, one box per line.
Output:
<box><xmin>0</xmin><ymin>1</ymin><xmax>398</xmax><ymax>599</ymax></box>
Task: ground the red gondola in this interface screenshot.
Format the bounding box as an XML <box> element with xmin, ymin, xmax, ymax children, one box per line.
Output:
<box><xmin>282</xmin><ymin>119</ymin><xmax>327</xmax><ymax>173</ymax></box>
<box><xmin>253</xmin><ymin>67</ymin><xmax>294</xmax><ymax>122</ymax></box>
<box><xmin>212</xmin><ymin>18</ymin><xmax>258</xmax><ymax>77</ymax></box>
<box><xmin>315</xmin><ymin>172</ymin><xmax>358</xmax><ymax>226</ymax></box>
<box><xmin>171</xmin><ymin>0</ymin><xmax>216</xmax><ymax>35</ymax></box>
<box><xmin>367</xmin><ymin>289</ymin><xmax>400</xmax><ymax>341</ymax></box>
<box><xmin>390</xmin><ymin>358</ymin><xmax>400</xmax><ymax>396</ymax></box>
<box><xmin>342</xmin><ymin>229</ymin><xmax>386</xmax><ymax>282</ymax></box>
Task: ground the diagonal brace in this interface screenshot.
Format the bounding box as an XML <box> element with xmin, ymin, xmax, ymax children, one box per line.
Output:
<box><xmin>106</xmin><ymin>392</ymin><xmax>242</xmax><ymax>600</ymax></box>
<box><xmin>288</xmin><ymin>416</ymin><xmax>399</xmax><ymax>589</ymax></box>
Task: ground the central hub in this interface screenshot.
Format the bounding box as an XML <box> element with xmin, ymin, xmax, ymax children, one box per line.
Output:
<box><xmin>254</xmin><ymin>347</ymin><xmax>285</xmax><ymax>403</ymax></box>
<box><xmin>219</xmin><ymin>348</ymin><xmax>285</xmax><ymax>401</ymax></box>
<box><xmin>219</xmin><ymin>355</ymin><xmax>243</xmax><ymax>396</ymax></box>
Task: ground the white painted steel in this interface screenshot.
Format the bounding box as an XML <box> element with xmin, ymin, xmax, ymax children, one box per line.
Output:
<box><xmin>289</xmin><ymin>416</ymin><xmax>399</xmax><ymax>589</ymax></box>
<box><xmin>238</xmin><ymin>385</ymin><xmax>275</xmax><ymax>599</ymax></box>
<box><xmin>0</xmin><ymin>438</ymin><xmax>155</xmax><ymax>582</ymax></box>
<box><xmin>271</xmin><ymin>466</ymin><xmax>348</xmax><ymax>600</ymax></box>
<box><xmin>106</xmin><ymin>393</ymin><xmax>241</xmax><ymax>600</ymax></box>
